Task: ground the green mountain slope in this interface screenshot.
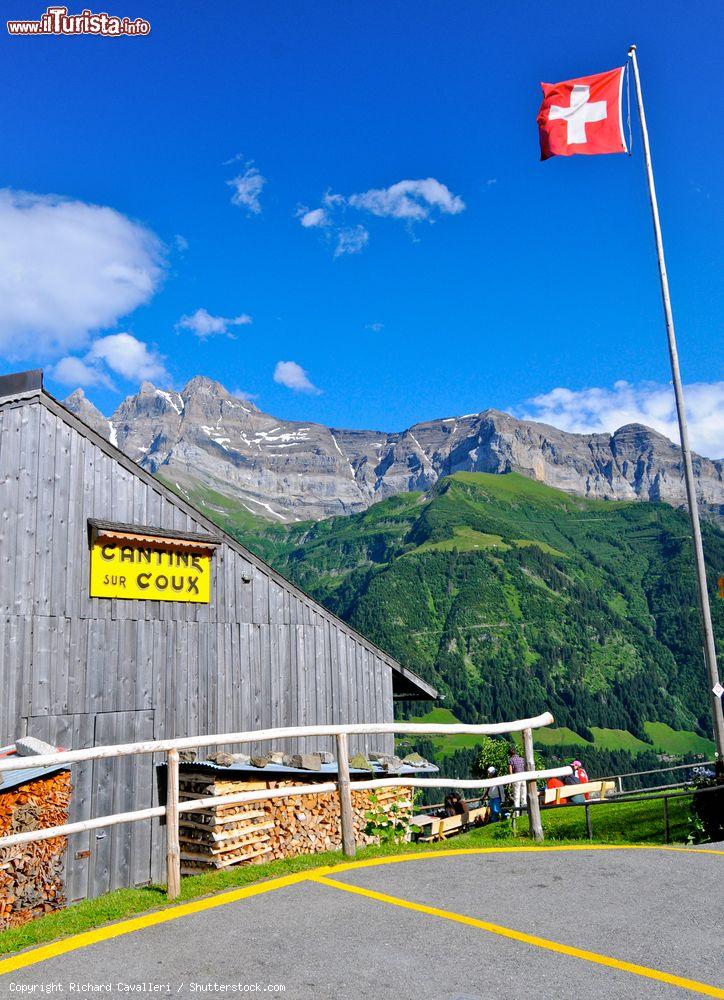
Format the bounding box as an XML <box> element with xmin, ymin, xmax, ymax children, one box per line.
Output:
<box><xmin>210</xmin><ymin>472</ymin><xmax>724</xmax><ymax>745</ymax></box>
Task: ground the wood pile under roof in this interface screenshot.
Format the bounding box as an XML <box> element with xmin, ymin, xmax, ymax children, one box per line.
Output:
<box><xmin>177</xmin><ymin>770</ymin><xmax>412</xmax><ymax>873</ymax></box>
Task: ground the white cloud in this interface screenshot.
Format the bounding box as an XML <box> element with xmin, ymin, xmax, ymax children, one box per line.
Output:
<box><xmin>0</xmin><ymin>189</ymin><xmax>165</xmax><ymax>359</ymax></box>
<box><xmin>519</xmin><ymin>380</ymin><xmax>724</xmax><ymax>459</ymax></box>
<box><xmin>299</xmin><ymin>177</ymin><xmax>464</xmax><ymax>256</ymax></box>
<box><xmin>348</xmin><ymin>178</ymin><xmax>465</xmax><ymax>220</ymax></box>
<box><xmin>177</xmin><ymin>308</ymin><xmax>253</xmax><ymax>340</ymax></box>
<box><xmin>53</xmin><ymin>333</ymin><xmax>168</xmax><ymax>390</ymax></box>
<box><xmin>232</xmin><ymin>388</ymin><xmax>259</xmax><ymax>402</ymax></box>
<box><xmin>334</xmin><ymin>225</ymin><xmax>369</xmax><ymax>257</ymax></box>
<box><xmin>88</xmin><ymin>333</ymin><xmax>168</xmax><ymax>382</ymax></box>
<box><xmin>273</xmin><ymin>360</ymin><xmax>322</xmax><ymax>395</ymax></box>
<box><xmin>174</xmin><ymin>234</ymin><xmax>189</xmax><ymax>252</ymax></box>
<box><xmin>366</xmin><ymin>322</ymin><xmax>384</xmax><ymax>332</ymax></box>
<box><xmin>227</xmin><ymin>159</ymin><xmax>266</xmax><ymax>214</ymax></box>
<box><xmin>52</xmin><ymin>356</ymin><xmax>115</xmax><ymax>390</ymax></box>
<box><xmin>298</xmin><ymin>207</ymin><xmax>329</xmax><ymax>228</ymax></box>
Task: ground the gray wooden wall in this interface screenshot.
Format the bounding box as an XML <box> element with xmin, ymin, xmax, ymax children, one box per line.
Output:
<box><xmin>0</xmin><ymin>395</ymin><xmax>395</xmax><ymax>900</ymax></box>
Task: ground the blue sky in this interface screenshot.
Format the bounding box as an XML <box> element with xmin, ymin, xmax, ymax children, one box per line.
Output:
<box><xmin>1</xmin><ymin>0</ymin><xmax>722</xmax><ymax>454</ymax></box>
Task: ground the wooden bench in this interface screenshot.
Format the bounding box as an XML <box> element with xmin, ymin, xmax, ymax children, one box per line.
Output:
<box><xmin>543</xmin><ymin>780</ymin><xmax>616</xmax><ymax>806</ymax></box>
<box><xmin>410</xmin><ymin>805</ymin><xmax>489</xmax><ymax>842</ymax></box>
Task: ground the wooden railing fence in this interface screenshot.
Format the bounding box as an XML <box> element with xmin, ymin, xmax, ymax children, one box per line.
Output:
<box><xmin>0</xmin><ymin>712</ymin><xmax>571</xmax><ymax>900</ymax></box>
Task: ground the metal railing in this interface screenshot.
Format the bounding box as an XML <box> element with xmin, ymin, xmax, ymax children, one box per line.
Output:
<box><xmin>0</xmin><ymin>712</ymin><xmax>571</xmax><ymax>900</ymax></box>
<box><xmin>601</xmin><ymin>759</ymin><xmax>716</xmax><ymax>794</ymax></box>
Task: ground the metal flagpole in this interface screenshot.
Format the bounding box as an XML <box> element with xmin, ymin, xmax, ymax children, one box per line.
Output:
<box><xmin>627</xmin><ymin>44</ymin><xmax>724</xmax><ymax>759</ymax></box>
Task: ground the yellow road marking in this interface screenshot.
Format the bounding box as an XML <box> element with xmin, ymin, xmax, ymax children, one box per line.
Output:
<box><xmin>0</xmin><ymin>845</ymin><xmax>720</xmax><ymax>977</ymax></box>
<box><xmin>319</xmin><ymin>843</ymin><xmax>724</xmax><ymax>878</ymax></box>
<box><xmin>0</xmin><ymin>867</ymin><xmax>335</xmax><ymax>977</ymax></box>
<box><xmin>313</xmin><ymin>874</ymin><xmax>724</xmax><ymax>998</ymax></box>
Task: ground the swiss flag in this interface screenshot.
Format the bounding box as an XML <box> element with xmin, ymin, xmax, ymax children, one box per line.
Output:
<box><xmin>537</xmin><ymin>67</ymin><xmax>627</xmax><ymax>160</ymax></box>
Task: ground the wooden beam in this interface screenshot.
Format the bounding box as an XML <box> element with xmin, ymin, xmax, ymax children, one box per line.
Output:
<box><xmin>0</xmin><ymin>805</ymin><xmax>166</xmax><ymax>849</ymax></box>
<box><xmin>523</xmin><ymin>727</ymin><xmax>544</xmax><ymax>843</ymax></box>
<box><xmin>166</xmin><ymin>748</ymin><xmax>181</xmax><ymax>901</ymax></box>
<box><xmin>0</xmin><ymin>768</ymin><xmax>574</xmax><ymax>853</ymax></box>
<box><xmin>335</xmin><ymin>733</ymin><xmax>356</xmax><ymax>858</ymax></box>
<box><xmin>0</xmin><ymin>713</ymin><xmax>557</xmax><ymax>773</ymax></box>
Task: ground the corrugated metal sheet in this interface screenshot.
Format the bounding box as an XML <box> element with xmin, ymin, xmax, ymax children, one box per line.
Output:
<box><xmin>0</xmin><ymin>762</ymin><xmax>67</xmax><ymax>792</ymax></box>
<box><xmin>170</xmin><ymin>760</ymin><xmax>439</xmax><ymax>780</ymax></box>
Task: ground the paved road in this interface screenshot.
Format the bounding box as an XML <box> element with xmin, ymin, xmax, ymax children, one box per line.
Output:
<box><xmin>1</xmin><ymin>847</ymin><xmax>722</xmax><ymax>1000</ymax></box>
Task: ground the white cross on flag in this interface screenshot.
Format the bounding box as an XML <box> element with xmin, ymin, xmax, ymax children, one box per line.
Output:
<box><xmin>537</xmin><ymin>67</ymin><xmax>627</xmax><ymax>160</ymax></box>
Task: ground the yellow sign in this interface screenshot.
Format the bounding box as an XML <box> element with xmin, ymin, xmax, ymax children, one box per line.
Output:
<box><xmin>89</xmin><ymin>541</ymin><xmax>212</xmax><ymax>603</ymax></box>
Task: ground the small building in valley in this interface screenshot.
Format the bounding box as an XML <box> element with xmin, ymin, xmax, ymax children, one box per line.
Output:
<box><xmin>0</xmin><ymin>370</ymin><xmax>435</xmax><ymax>900</ymax></box>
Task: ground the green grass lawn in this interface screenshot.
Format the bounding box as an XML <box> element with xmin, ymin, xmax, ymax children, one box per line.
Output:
<box><xmin>588</xmin><ymin>727</ymin><xmax>652</xmax><ymax>752</ymax></box>
<box><xmin>402</xmin><ymin>708</ymin><xmax>709</xmax><ymax>759</ymax></box>
<box><xmin>407</xmin><ymin>708</ymin><xmax>715</xmax><ymax>760</ymax></box>
<box><xmin>408</xmin><ymin>526</ymin><xmax>566</xmax><ymax>558</ymax></box>
<box><xmin>643</xmin><ymin>722</ymin><xmax>715</xmax><ymax>757</ymax></box>
<box><xmin>402</xmin><ymin>707</ymin><xmax>716</xmax><ymax>760</ymax></box>
<box><xmin>531</xmin><ymin>726</ymin><xmax>590</xmax><ymax>747</ymax></box>
<box><xmin>403</xmin><ymin>706</ymin><xmax>487</xmax><ymax>755</ymax></box>
<box><xmin>410</xmin><ymin>526</ymin><xmax>510</xmax><ymax>555</ymax></box>
<box><xmin>517</xmin><ymin>793</ymin><xmax>692</xmax><ymax>844</ymax></box>
<box><xmin>0</xmin><ymin>794</ymin><xmax>698</xmax><ymax>960</ymax></box>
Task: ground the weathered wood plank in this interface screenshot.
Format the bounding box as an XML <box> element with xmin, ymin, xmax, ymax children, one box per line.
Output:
<box><xmin>252</xmin><ymin>567</ymin><xmax>269</xmax><ymax>623</ymax></box>
<box><xmin>335</xmin><ymin>630</ymin><xmax>348</xmax><ymax>728</ymax></box>
<box><xmin>250</xmin><ymin>624</ymin><xmax>263</xmax><ymax>755</ymax></box>
<box><xmin>15</xmin><ymin>405</ymin><xmax>40</xmax><ymax>617</ymax></box>
<box><xmin>33</xmin><ymin>405</ymin><xmax>57</xmax><ymax>616</ymax></box>
<box><xmin>64</xmin><ymin>424</ymin><xmax>83</xmax><ymax>620</ymax></box>
<box><xmin>0</xmin><ymin>409</ymin><xmax>20</xmax><ymax>615</ymax></box>
<box><xmin>48</xmin><ymin>415</ymin><xmax>72</xmax><ymax>618</ymax></box>
<box><xmin>303</xmin><ymin>627</ymin><xmax>315</xmax><ymax>754</ymax></box>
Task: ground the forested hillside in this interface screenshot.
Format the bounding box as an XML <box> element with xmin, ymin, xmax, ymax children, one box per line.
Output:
<box><xmin>217</xmin><ymin>472</ymin><xmax>723</xmax><ymax>748</ymax></box>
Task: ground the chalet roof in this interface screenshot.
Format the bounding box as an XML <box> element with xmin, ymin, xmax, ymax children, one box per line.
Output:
<box><xmin>0</xmin><ymin>370</ymin><xmax>437</xmax><ymax>701</ymax></box>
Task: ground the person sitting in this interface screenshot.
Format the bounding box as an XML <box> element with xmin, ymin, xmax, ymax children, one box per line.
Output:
<box><xmin>563</xmin><ymin>772</ymin><xmax>586</xmax><ymax>805</ymax></box>
<box><xmin>571</xmin><ymin>759</ymin><xmax>589</xmax><ymax>783</ymax></box>
<box><xmin>444</xmin><ymin>790</ymin><xmax>470</xmax><ymax>824</ymax></box>
<box><xmin>546</xmin><ymin>775</ymin><xmax>565</xmax><ymax>805</ymax></box>
<box><xmin>571</xmin><ymin>759</ymin><xmax>590</xmax><ymax>799</ymax></box>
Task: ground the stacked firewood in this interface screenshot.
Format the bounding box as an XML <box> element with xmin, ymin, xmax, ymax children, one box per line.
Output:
<box><xmin>0</xmin><ymin>771</ymin><xmax>71</xmax><ymax>928</ymax></box>
<box><xmin>178</xmin><ymin>776</ymin><xmax>275</xmax><ymax>872</ymax></box>
<box><xmin>178</xmin><ymin>771</ymin><xmax>412</xmax><ymax>873</ymax></box>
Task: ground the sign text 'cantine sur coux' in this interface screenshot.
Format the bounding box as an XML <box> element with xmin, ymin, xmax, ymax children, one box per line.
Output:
<box><xmin>89</xmin><ymin>530</ymin><xmax>214</xmax><ymax>603</ymax></box>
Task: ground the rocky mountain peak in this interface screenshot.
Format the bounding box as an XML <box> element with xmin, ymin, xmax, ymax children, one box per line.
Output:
<box><xmin>182</xmin><ymin>375</ymin><xmax>228</xmax><ymax>396</ymax></box>
<box><xmin>612</xmin><ymin>422</ymin><xmax>673</xmax><ymax>444</ymax></box>
<box><xmin>62</xmin><ymin>387</ymin><xmax>113</xmax><ymax>440</ymax></box>
<box><xmin>62</xmin><ymin>374</ymin><xmax>724</xmax><ymax>524</ymax></box>
<box><xmin>64</xmin><ymin>387</ymin><xmax>86</xmax><ymax>406</ymax></box>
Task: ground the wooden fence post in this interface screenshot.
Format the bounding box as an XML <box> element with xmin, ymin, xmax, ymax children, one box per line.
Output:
<box><xmin>335</xmin><ymin>733</ymin><xmax>356</xmax><ymax>857</ymax></box>
<box><xmin>523</xmin><ymin>727</ymin><xmax>544</xmax><ymax>842</ymax></box>
<box><xmin>166</xmin><ymin>748</ymin><xmax>181</xmax><ymax>900</ymax></box>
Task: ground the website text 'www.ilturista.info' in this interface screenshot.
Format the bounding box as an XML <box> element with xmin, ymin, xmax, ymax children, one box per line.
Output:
<box><xmin>7</xmin><ymin>6</ymin><xmax>150</xmax><ymax>36</ymax></box>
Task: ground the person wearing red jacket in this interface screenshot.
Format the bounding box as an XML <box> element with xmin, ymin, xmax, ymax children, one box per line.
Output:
<box><xmin>571</xmin><ymin>759</ymin><xmax>589</xmax><ymax>784</ymax></box>
<box><xmin>571</xmin><ymin>759</ymin><xmax>590</xmax><ymax>799</ymax></box>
